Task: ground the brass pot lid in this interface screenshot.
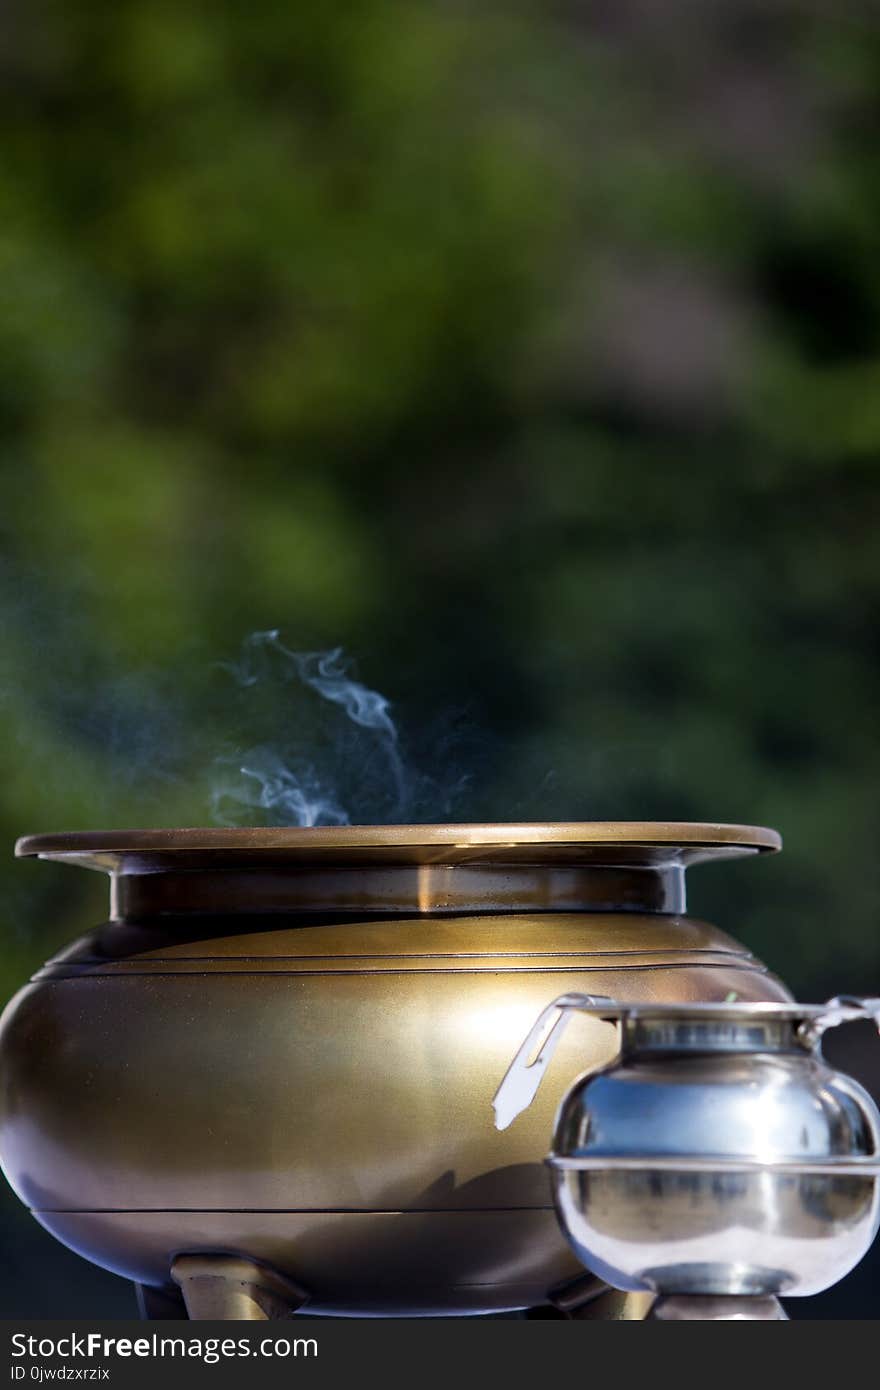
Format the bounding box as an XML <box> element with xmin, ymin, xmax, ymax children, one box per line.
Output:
<box><xmin>14</xmin><ymin>822</ymin><xmax>781</xmax><ymax>875</ymax></box>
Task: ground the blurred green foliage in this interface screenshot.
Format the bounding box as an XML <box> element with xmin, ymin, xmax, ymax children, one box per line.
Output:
<box><xmin>1</xmin><ymin>0</ymin><xmax>880</xmax><ymax>1313</ymax></box>
<box><xmin>3</xmin><ymin>0</ymin><xmax>880</xmax><ymax>991</ymax></box>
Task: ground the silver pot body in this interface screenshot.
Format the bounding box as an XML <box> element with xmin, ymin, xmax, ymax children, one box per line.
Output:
<box><xmin>493</xmin><ymin>999</ymin><xmax>880</xmax><ymax>1300</ymax></box>
<box><xmin>552</xmin><ymin>1037</ymin><xmax>880</xmax><ymax>1295</ymax></box>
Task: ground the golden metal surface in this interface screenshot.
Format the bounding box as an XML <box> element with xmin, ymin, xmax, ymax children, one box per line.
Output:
<box><xmin>171</xmin><ymin>1255</ymin><xmax>307</xmax><ymax>1320</ymax></box>
<box><xmin>566</xmin><ymin>1289</ymin><xmax>655</xmax><ymax>1320</ymax></box>
<box><xmin>545</xmin><ymin>1270</ymin><xmax>653</xmax><ymax>1319</ymax></box>
<box><xmin>41</xmin><ymin>1210</ymin><xmax>585</xmax><ymax>1315</ymax></box>
<box><xmin>15</xmin><ymin>820</ymin><xmax>781</xmax><ymax>873</ymax></box>
<box><xmin>0</xmin><ymin>821</ymin><xmax>790</xmax><ymax>1317</ymax></box>
<box><xmin>109</xmin><ymin>865</ymin><xmax>690</xmax><ymax>916</ymax></box>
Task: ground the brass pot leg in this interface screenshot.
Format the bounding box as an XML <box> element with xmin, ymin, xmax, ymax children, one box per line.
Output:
<box><xmin>565</xmin><ymin>1289</ymin><xmax>655</xmax><ymax>1320</ymax></box>
<box><xmin>548</xmin><ymin>1273</ymin><xmax>654</xmax><ymax>1320</ymax></box>
<box><xmin>170</xmin><ymin>1255</ymin><xmax>308</xmax><ymax>1321</ymax></box>
<box><xmin>649</xmin><ymin>1295</ymin><xmax>788</xmax><ymax>1320</ymax></box>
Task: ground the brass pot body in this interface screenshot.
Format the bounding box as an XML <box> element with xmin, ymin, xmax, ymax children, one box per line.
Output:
<box><xmin>0</xmin><ymin>824</ymin><xmax>790</xmax><ymax>1315</ymax></box>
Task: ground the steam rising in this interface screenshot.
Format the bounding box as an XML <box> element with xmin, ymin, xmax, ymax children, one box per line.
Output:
<box><xmin>211</xmin><ymin>632</ymin><xmax>410</xmax><ymax>827</ymax></box>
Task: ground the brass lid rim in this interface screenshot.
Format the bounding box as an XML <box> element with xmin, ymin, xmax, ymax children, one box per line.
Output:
<box><xmin>16</xmin><ymin>820</ymin><xmax>781</xmax><ymax>860</ymax></box>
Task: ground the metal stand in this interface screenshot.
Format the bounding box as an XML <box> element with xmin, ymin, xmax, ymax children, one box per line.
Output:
<box><xmin>649</xmin><ymin>1295</ymin><xmax>788</xmax><ymax>1320</ymax></box>
<box><xmin>170</xmin><ymin>1255</ymin><xmax>308</xmax><ymax>1320</ymax></box>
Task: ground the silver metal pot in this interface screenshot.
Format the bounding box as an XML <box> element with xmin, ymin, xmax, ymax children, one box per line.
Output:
<box><xmin>494</xmin><ymin>995</ymin><xmax>880</xmax><ymax>1305</ymax></box>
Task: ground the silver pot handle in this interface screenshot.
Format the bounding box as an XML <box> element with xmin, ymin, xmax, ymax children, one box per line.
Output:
<box><xmin>799</xmin><ymin>995</ymin><xmax>880</xmax><ymax>1051</ymax></box>
<box><xmin>491</xmin><ymin>993</ymin><xmax>613</xmax><ymax>1131</ymax></box>
<box><xmin>494</xmin><ymin>993</ymin><xmax>880</xmax><ymax>1131</ymax></box>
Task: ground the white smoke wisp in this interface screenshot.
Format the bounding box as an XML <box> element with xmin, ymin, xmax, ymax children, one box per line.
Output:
<box><xmin>290</xmin><ymin>646</ymin><xmax>406</xmax><ymax>812</ymax></box>
<box><xmin>211</xmin><ymin>748</ymin><xmax>350</xmax><ymax>828</ymax></box>
<box><xmin>212</xmin><ymin>631</ymin><xmax>409</xmax><ymax>827</ymax></box>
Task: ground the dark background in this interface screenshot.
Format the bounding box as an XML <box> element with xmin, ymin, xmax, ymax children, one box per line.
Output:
<box><xmin>1</xmin><ymin>0</ymin><xmax>879</xmax><ymax>1317</ymax></box>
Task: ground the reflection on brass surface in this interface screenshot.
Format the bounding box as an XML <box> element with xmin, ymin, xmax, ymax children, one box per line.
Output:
<box><xmin>1</xmin><ymin>822</ymin><xmax>790</xmax><ymax>1317</ymax></box>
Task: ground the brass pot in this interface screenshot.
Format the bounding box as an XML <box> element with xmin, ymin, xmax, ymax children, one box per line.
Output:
<box><xmin>0</xmin><ymin>822</ymin><xmax>790</xmax><ymax>1318</ymax></box>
